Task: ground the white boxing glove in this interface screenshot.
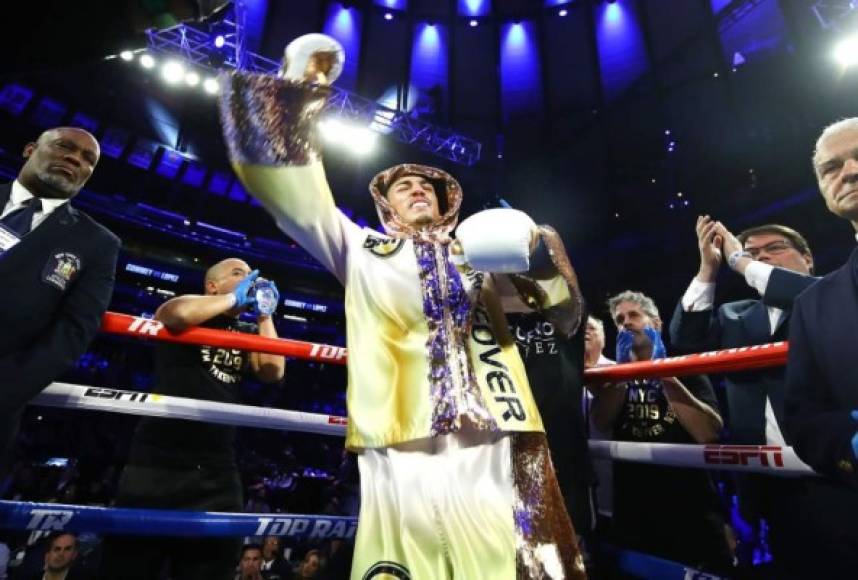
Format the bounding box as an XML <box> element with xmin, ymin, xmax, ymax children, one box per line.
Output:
<box><xmin>453</xmin><ymin>208</ymin><xmax>537</xmax><ymax>273</ymax></box>
<box><xmin>280</xmin><ymin>33</ymin><xmax>345</xmax><ymax>84</ymax></box>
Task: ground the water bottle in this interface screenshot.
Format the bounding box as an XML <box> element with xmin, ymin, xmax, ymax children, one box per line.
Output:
<box><xmin>253</xmin><ymin>279</ymin><xmax>279</xmax><ymax>316</ymax></box>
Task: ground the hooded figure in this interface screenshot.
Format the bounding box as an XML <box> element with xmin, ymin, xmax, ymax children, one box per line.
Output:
<box><xmin>219</xmin><ymin>36</ymin><xmax>586</xmax><ymax>580</ymax></box>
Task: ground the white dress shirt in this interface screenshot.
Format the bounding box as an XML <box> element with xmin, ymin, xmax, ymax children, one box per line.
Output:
<box><xmin>1</xmin><ymin>180</ymin><xmax>68</xmax><ymax>232</ymax></box>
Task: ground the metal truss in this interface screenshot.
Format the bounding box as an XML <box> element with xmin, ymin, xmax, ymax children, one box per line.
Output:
<box><xmin>810</xmin><ymin>1</ymin><xmax>858</xmax><ymax>29</ymax></box>
<box><xmin>717</xmin><ymin>0</ymin><xmax>770</xmax><ymax>34</ymax></box>
<box><xmin>146</xmin><ymin>22</ymin><xmax>482</xmax><ymax>166</ymax></box>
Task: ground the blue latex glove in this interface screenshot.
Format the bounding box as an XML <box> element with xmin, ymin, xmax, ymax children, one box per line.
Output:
<box><xmin>232</xmin><ymin>269</ymin><xmax>259</xmax><ymax>309</ymax></box>
<box><xmin>851</xmin><ymin>410</ymin><xmax>858</xmax><ymax>460</ymax></box>
<box><xmin>616</xmin><ymin>329</ymin><xmax>636</xmax><ymax>363</ymax></box>
<box><xmin>648</xmin><ymin>327</ymin><xmax>667</xmax><ymax>360</ymax></box>
<box><xmin>616</xmin><ymin>326</ymin><xmax>667</xmax><ymax>363</ymax></box>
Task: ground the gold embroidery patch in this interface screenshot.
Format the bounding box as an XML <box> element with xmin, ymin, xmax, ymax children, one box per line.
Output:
<box><xmin>363</xmin><ymin>235</ymin><xmax>405</xmax><ymax>258</ymax></box>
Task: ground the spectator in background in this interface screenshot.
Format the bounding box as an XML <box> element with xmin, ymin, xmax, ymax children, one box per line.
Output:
<box><xmin>584</xmin><ymin>316</ymin><xmax>612</xmax><ymax>369</ymax></box>
<box><xmin>591</xmin><ymin>291</ymin><xmax>731</xmax><ymax>573</ymax></box>
<box><xmin>260</xmin><ymin>537</ymin><xmax>291</xmax><ymax>579</ymax></box>
<box><xmin>293</xmin><ymin>550</ymin><xmax>321</xmax><ymax>580</ymax></box>
<box><xmin>583</xmin><ymin>315</ymin><xmax>615</xmax><ymax>526</ymax></box>
<box><xmin>245</xmin><ymin>485</ymin><xmax>273</xmax><ymax>514</ymax></box>
<box><xmin>28</xmin><ymin>533</ymin><xmax>86</xmax><ymax>580</ymax></box>
<box><xmin>235</xmin><ymin>544</ymin><xmax>265</xmax><ymax>580</ymax></box>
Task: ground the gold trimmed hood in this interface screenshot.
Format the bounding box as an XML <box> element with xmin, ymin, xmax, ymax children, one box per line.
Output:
<box><xmin>368</xmin><ymin>163</ymin><xmax>462</xmax><ymax>240</ymax></box>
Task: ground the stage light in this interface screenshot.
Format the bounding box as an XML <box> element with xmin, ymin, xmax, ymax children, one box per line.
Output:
<box><xmin>834</xmin><ymin>34</ymin><xmax>858</xmax><ymax>67</ymax></box>
<box><xmin>384</xmin><ymin>12</ymin><xmax>393</xmax><ymax>20</ymax></box>
<box><xmin>161</xmin><ymin>60</ymin><xmax>186</xmax><ymax>84</ymax></box>
<box><xmin>185</xmin><ymin>71</ymin><xmax>200</xmax><ymax>86</ymax></box>
<box><xmin>120</xmin><ymin>50</ymin><xmax>134</xmax><ymax>61</ymax></box>
<box><xmin>140</xmin><ymin>54</ymin><xmax>156</xmax><ymax>69</ymax></box>
<box><xmin>214</xmin><ymin>34</ymin><xmax>226</xmax><ymax>48</ymax></box>
<box><xmin>319</xmin><ymin>119</ymin><xmax>378</xmax><ymax>155</ymax></box>
<box><xmin>469</xmin><ymin>19</ymin><xmax>478</xmax><ymax>27</ymax></box>
<box><xmin>203</xmin><ymin>78</ymin><xmax>220</xmax><ymax>94</ymax></box>
<box><xmin>559</xmin><ymin>9</ymin><xmax>568</xmax><ymax>17</ymax></box>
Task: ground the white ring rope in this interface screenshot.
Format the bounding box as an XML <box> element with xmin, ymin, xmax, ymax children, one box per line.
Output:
<box><xmin>33</xmin><ymin>382</ymin><xmax>347</xmax><ymax>436</ymax></box>
<box><xmin>31</xmin><ymin>383</ymin><xmax>815</xmax><ymax>476</ymax></box>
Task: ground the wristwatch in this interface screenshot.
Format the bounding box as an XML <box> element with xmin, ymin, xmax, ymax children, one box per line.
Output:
<box><xmin>727</xmin><ymin>249</ymin><xmax>752</xmax><ymax>268</ymax></box>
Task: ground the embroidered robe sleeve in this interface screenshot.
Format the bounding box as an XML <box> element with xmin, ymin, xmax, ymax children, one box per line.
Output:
<box><xmin>219</xmin><ymin>71</ymin><xmax>361</xmax><ymax>284</ymax></box>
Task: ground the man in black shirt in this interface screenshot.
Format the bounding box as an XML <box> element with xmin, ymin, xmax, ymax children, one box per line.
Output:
<box><xmin>498</xmin><ymin>226</ymin><xmax>597</xmax><ymax>558</ymax></box>
<box><xmin>100</xmin><ymin>258</ymin><xmax>285</xmax><ymax>580</ymax></box>
<box><xmin>590</xmin><ymin>290</ymin><xmax>732</xmax><ymax>574</ymax></box>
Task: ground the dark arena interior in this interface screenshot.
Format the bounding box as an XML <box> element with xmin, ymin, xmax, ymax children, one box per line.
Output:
<box><xmin>0</xmin><ymin>1</ymin><xmax>857</xmax><ymax>579</ymax></box>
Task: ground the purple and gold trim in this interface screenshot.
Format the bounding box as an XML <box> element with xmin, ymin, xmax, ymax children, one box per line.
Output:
<box><xmin>415</xmin><ymin>240</ymin><xmax>497</xmax><ymax>435</ymax></box>
<box><xmin>512</xmin><ymin>433</ymin><xmax>587</xmax><ymax>579</ymax></box>
<box><xmin>219</xmin><ymin>71</ymin><xmax>329</xmax><ymax>167</ymax></box>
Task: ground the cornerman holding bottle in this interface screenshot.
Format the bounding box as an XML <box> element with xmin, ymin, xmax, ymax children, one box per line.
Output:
<box><xmin>99</xmin><ymin>258</ymin><xmax>285</xmax><ymax>580</ymax></box>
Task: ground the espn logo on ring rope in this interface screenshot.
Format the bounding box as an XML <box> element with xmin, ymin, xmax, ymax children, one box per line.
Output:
<box><xmin>703</xmin><ymin>445</ymin><xmax>784</xmax><ymax>468</ymax></box>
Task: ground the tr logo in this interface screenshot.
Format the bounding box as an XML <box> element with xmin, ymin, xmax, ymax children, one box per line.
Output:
<box><xmin>127</xmin><ymin>317</ymin><xmax>164</xmax><ymax>336</ymax></box>
<box><xmin>26</xmin><ymin>509</ymin><xmax>74</xmax><ymax>531</ymax></box>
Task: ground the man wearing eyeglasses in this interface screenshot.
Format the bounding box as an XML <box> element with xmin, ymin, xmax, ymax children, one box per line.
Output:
<box><xmin>668</xmin><ymin>220</ymin><xmax>816</xmax><ymax>576</ymax></box>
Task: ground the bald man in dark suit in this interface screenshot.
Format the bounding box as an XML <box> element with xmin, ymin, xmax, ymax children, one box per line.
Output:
<box><xmin>0</xmin><ymin>127</ymin><xmax>120</xmax><ymax>473</ymax></box>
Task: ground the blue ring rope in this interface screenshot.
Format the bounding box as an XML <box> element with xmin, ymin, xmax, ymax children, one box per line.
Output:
<box><xmin>1</xmin><ymin>501</ymin><xmax>736</xmax><ymax>578</ymax></box>
<box><xmin>0</xmin><ymin>500</ymin><xmax>357</xmax><ymax>540</ymax></box>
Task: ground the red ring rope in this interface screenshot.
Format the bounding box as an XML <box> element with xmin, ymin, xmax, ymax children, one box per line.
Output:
<box><xmin>99</xmin><ymin>312</ymin><xmax>786</xmax><ymax>379</ymax></box>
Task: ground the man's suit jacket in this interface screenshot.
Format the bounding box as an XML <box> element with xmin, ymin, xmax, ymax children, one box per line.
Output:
<box><xmin>669</xmin><ymin>267</ymin><xmax>816</xmax><ymax>444</ymax></box>
<box><xmin>785</xmin><ymin>247</ymin><xmax>858</xmax><ymax>490</ymax></box>
<box><xmin>26</xmin><ymin>565</ymin><xmax>91</xmax><ymax>580</ymax></box>
<box><xmin>0</xmin><ymin>182</ymin><xmax>120</xmax><ymax>465</ymax></box>
<box><xmin>782</xmin><ymin>247</ymin><xmax>858</xmax><ymax>568</ymax></box>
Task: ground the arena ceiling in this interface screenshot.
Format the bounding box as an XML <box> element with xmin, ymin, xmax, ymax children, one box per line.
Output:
<box><xmin>2</xmin><ymin>0</ymin><xmax>857</xmax><ymax>317</ymax></box>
